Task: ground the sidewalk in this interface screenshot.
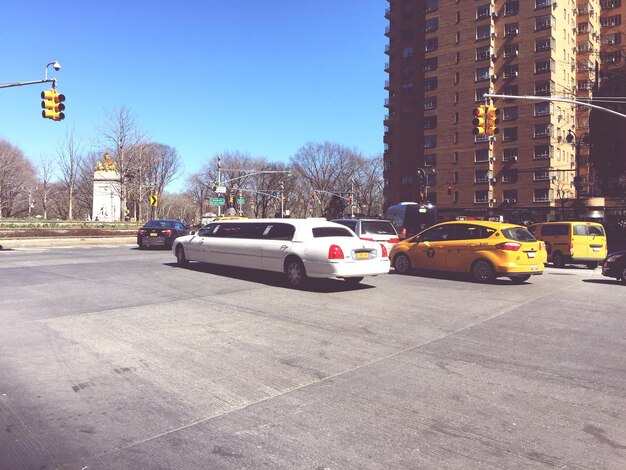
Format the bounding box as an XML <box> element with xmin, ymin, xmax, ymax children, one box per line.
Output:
<box><xmin>0</xmin><ymin>236</ymin><xmax>136</xmax><ymax>250</ymax></box>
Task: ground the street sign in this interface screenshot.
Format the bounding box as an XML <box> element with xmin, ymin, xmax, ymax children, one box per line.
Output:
<box><xmin>210</xmin><ymin>198</ymin><xmax>225</xmax><ymax>205</ymax></box>
<box><xmin>149</xmin><ymin>194</ymin><xmax>158</xmax><ymax>207</ymax></box>
<box><xmin>237</xmin><ymin>198</ymin><xmax>245</xmax><ymax>204</ymax></box>
<box><xmin>215</xmin><ymin>186</ymin><xmax>227</xmax><ymax>194</ymax></box>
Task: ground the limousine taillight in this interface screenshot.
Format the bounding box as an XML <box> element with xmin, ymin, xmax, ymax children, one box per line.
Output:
<box><xmin>328</xmin><ymin>245</ymin><xmax>345</xmax><ymax>260</ymax></box>
<box><xmin>380</xmin><ymin>244</ymin><xmax>388</xmax><ymax>258</ymax></box>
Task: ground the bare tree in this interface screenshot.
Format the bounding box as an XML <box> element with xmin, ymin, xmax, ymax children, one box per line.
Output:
<box><xmin>57</xmin><ymin>129</ymin><xmax>84</xmax><ymax>220</ymax></box>
<box><xmin>0</xmin><ymin>139</ymin><xmax>37</xmax><ymax>218</ymax></box>
<box><xmin>141</xmin><ymin>143</ymin><xmax>183</xmax><ymax>218</ymax></box>
<box><xmin>97</xmin><ymin>106</ymin><xmax>145</xmax><ymax>220</ymax></box>
<box><xmin>36</xmin><ymin>154</ymin><xmax>56</xmax><ymax>219</ymax></box>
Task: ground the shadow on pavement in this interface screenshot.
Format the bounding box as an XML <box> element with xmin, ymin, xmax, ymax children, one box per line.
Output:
<box><xmin>165</xmin><ymin>262</ymin><xmax>376</xmax><ymax>293</ymax></box>
<box><xmin>390</xmin><ymin>269</ymin><xmax>534</xmax><ymax>286</ymax></box>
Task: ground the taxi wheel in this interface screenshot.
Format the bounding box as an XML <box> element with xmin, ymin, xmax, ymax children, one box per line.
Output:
<box><xmin>285</xmin><ymin>257</ymin><xmax>307</xmax><ymax>288</ymax></box>
<box><xmin>175</xmin><ymin>246</ymin><xmax>188</xmax><ymax>266</ymax></box>
<box><xmin>471</xmin><ymin>259</ymin><xmax>496</xmax><ymax>283</ymax></box>
<box><xmin>509</xmin><ymin>275</ymin><xmax>531</xmax><ymax>284</ymax></box>
<box><xmin>552</xmin><ymin>251</ymin><xmax>565</xmax><ymax>268</ymax></box>
<box><xmin>393</xmin><ymin>254</ymin><xmax>412</xmax><ymax>275</ymax></box>
<box><xmin>586</xmin><ymin>262</ymin><xmax>598</xmax><ymax>270</ymax></box>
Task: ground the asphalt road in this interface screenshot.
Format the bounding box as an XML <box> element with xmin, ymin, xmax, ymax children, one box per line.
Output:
<box><xmin>1</xmin><ymin>245</ymin><xmax>625</xmax><ymax>469</ymax></box>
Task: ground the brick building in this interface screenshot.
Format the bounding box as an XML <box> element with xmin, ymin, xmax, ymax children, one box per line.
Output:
<box><xmin>383</xmin><ymin>0</ymin><xmax>625</xmax><ymax>223</ymax></box>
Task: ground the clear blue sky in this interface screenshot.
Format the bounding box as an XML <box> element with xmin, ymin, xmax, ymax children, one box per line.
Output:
<box><xmin>0</xmin><ymin>1</ymin><xmax>387</xmax><ymax>191</ymax></box>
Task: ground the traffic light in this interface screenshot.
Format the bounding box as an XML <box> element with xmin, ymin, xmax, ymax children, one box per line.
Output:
<box><xmin>472</xmin><ymin>106</ymin><xmax>487</xmax><ymax>136</ymax></box>
<box><xmin>41</xmin><ymin>88</ymin><xmax>65</xmax><ymax>121</ymax></box>
<box><xmin>486</xmin><ymin>105</ymin><xmax>500</xmax><ymax>136</ymax></box>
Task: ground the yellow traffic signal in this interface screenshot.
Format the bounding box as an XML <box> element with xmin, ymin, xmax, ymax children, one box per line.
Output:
<box><xmin>472</xmin><ymin>106</ymin><xmax>487</xmax><ymax>135</ymax></box>
<box><xmin>486</xmin><ymin>105</ymin><xmax>500</xmax><ymax>136</ymax></box>
<box><xmin>41</xmin><ymin>88</ymin><xmax>66</xmax><ymax>121</ymax></box>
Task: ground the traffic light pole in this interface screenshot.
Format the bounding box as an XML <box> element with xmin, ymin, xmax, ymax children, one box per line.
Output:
<box><xmin>0</xmin><ymin>61</ymin><xmax>61</xmax><ymax>89</ymax></box>
<box><xmin>484</xmin><ymin>94</ymin><xmax>626</xmax><ymax>119</ymax></box>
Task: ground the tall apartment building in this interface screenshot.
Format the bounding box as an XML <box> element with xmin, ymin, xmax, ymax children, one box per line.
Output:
<box><xmin>383</xmin><ymin>0</ymin><xmax>623</xmax><ymax>222</ymax></box>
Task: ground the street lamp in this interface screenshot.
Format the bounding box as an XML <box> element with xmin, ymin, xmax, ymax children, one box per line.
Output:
<box><xmin>45</xmin><ymin>61</ymin><xmax>61</xmax><ymax>81</ymax></box>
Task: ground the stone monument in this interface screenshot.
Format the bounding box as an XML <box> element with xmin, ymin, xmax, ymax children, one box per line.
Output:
<box><xmin>92</xmin><ymin>152</ymin><xmax>122</xmax><ymax>222</ymax></box>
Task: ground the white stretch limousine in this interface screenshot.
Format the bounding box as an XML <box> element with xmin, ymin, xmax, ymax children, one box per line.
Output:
<box><xmin>171</xmin><ymin>218</ymin><xmax>391</xmax><ymax>287</ymax></box>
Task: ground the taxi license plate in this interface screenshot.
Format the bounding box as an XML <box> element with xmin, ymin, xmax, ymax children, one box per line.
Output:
<box><xmin>592</xmin><ymin>247</ymin><xmax>600</xmax><ymax>252</ymax></box>
<box><xmin>530</xmin><ymin>265</ymin><xmax>538</xmax><ymax>271</ymax></box>
<box><xmin>356</xmin><ymin>252</ymin><xmax>370</xmax><ymax>260</ymax></box>
<box><xmin>527</xmin><ymin>252</ymin><xmax>536</xmax><ymax>258</ymax></box>
<box><xmin>150</xmin><ymin>233</ymin><xmax>158</xmax><ymax>237</ymax></box>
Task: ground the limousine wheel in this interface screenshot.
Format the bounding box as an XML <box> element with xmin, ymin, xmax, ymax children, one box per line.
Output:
<box><xmin>471</xmin><ymin>259</ymin><xmax>496</xmax><ymax>283</ymax></box>
<box><xmin>285</xmin><ymin>257</ymin><xmax>307</xmax><ymax>288</ymax></box>
<box><xmin>175</xmin><ymin>246</ymin><xmax>188</xmax><ymax>266</ymax></box>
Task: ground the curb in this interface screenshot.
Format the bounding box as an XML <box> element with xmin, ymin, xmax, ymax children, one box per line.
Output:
<box><xmin>0</xmin><ymin>236</ymin><xmax>136</xmax><ymax>250</ymax></box>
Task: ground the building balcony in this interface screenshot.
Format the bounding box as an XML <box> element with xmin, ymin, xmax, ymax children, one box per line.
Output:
<box><xmin>385</xmin><ymin>8</ymin><xmax>391</xmax><ymax>19</ymax></box>
<box><xmin>384</xmin><ymin>26</ymin><xmax>392</xmax><ymax>37</ymax></box>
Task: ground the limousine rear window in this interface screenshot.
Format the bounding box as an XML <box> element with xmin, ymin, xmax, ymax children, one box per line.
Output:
<box><xmin>312</xmin><ymin>227</ymin><xmax>353</xmax><ymax>238</ymax></box>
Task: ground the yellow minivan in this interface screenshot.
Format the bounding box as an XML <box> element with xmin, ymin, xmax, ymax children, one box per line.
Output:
<box><xmin>527</xmin><ymin>221</ymin><xmax>607</xmax><ymax>269</ymax></box>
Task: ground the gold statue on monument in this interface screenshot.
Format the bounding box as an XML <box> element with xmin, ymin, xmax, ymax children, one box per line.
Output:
<box><xmin>96</xmin><ymin>152</ymin><xmax>117</xmax><ymax>172</ymax></box>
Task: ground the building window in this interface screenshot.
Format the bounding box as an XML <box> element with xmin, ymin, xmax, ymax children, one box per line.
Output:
<box><xmin>424</xmin><ymin>96</ymin><xmax>437</xmax><ymax>110</ymax></box>
<box><xmin>455</xmin><ymin>11</ymin><xmax>461</xmax><ymax>24</ymax></box>
<box><xmin>453</xmin><ymin>132</ymin><xmax>459</xmax><ymax>144</ymax></box>
<box><xmin>535</xmin><ymin>58</ymin><xmax>554</xmax><ymax>74</ymax></box>
<box><xmin>534</xmin><ymin>102</ymin><xmax>552</xmax><ymax>116</ymax></box>
<box><xmin>475</xmin><ymin>169</ymin><xmax>490</xmax><ymax>183</ymax></box>
<box><xmin>425</xmin><ymin>37</ymin><xmax>439</xmax><ymax>52</ymax></box>
<box><xmin>424</xmin><ymin>0</ymin><xmax>438</xmax><ymax>13</ymax></box>
<box><xmin>504</xmin><ymin>43</ymin><xmax>519</xmax><ymax>57</ymax></box>
<box><xmin>601</xmin><ymin>0</ymin><xmax>622</xmax><ymax>7</ymax></box>
<box><xmin>423</xmin><ymin>57</ymin><xmax>438</xmax><ymax>71</ymax></box>
<box><xmin>603</xmin><ymin>51</ymin><xmax>622</xmax><ymax>63</ymax></box>
<box><xmin>503</xmin><ymin>190</ymin><xmax>518</xmax><ymax>203</ymax></box>
<box><xmin>502</xmin><ymin>84</ymin><xmax>519</xmax><ymax>98</ymax></box>
<box><xmin>534</xmin><ymin>123</ymin><xmax>551</xmax><ymax>138</ymax></box>
<box><xmin>401</xmin><ymin>84</ymin><xmax>414</xmax><ymax>95</ymax></box>
<box><xmin>455</xmin><ymin>51</ymin><xmax>461</xmax><ymax>64</ymax></box>
<box><xmin>503</xmin><ymin>127</ymin><xmax>518</xmax><ymax>141</ymax></box>
<box><xmin>476</xmin><ymin>4</ymin><xmax>492</xmax><ymax>20</ymax></box>
<box><xmin>535</xmin><ymin>37</ymin><xmax>554</xmax><ymax>52</ymax></box>
<box><xmin>535</xmin><ymin>14</ymin><xmax>553</xmax><ymax>31</ymax></box>
<box><xmin>424</xmin><ymin>115</ymin><xmax>438</xmax><ymax>129</ymax></box>
<box><xmin>475</xmin><ymin>149</ymin><xmax>489</xmax><ymax>163</ymax></box>
<box><xmin>535</xmin><ymin>0</ymin><xmax>553</xmax><ymax>9</ymax></box>
<box><xmin>503</xmin><ymin>64</ymin><xmax>519</xmax><ymax>78</ymax></box>
<box><xmin>454</xmin><ymin>72</ymin><xmax>460</xmax><ymax>84</ymax></box>
<box><xmin>453</xmin><ymin>112</ymin><xmax>459</xmax><ymax>124</ymax></box>
<box><xmin>476</xmin><ymin>25</ymin><xmax>492</xmax><ymax>40</ymax></box>
<box><xmin>424</xmin><ymin>135</ymin><xmax>437</xmax><ymax>148</ymax></box>
<box><xmin>502</xmin><ymin>169</ymin><xmax>518</xmax><ymax>183</ymax></box>
<box><xmin>424</xmin><ymin>77</ymin><xmax>438</xmax><ymax>91</ymax></box>
<box><xmin>534</xmin><ymin>80</ymin><xmax>554</xmax><ymax>96</ymax></box>
<box><xmin>504</xmin><ymin>1</ymin><xmax>519</xmax><ymax>16</ymax></box>
<box><xmin>533</xmin><ymin>170</ymin><xmax>551</xmax><ymax>181</ymax></box>
<box><xmin>384</xmin><ymin>160</ymin><xmax>392</xmax><ymax>171</ymax></box>
<box><xmin>533</xmin><ymin>188</ymin><xmax>551</xmax><ymax>202</ymax></box>
<box><xmin>475</xmin><ymin>87</ymin><xmax>489</xmax><ymax>101</ymax></box>
<box><xmin>424</xmin><ymin>154</ymin><xmax>437</xmax><ymax>166</ymax></box>
<box><xmin>474</xmin><ymin>190</ymin><xmax>489</xmax><ymax>203</ymax></box>
<box><xmin>534</xmin><ymin>145</ymin><xmax>552</xmax><ymax>159</ymax></box>
<box><xmin>455</xmin><ymin>31</ymin><xmax>461</xmax><ymax>44</ymax></box>
<box><xmin>453</xmin><ymin>171</ymin><xmax>459</xmax><ymax>183</ymax></box>
<box><xmin>502</xmin><ymin>106</ymin><xmax>518</xmax><ymax>121</ymax></box>
<box><xmin>503</xmin><ymin>148</ymin><xmax>518</xmax><ymax>161</ymax></box>
<box><xmin>402</xmin><ymin>47</ymin><xmax>414</xmax><ymax>58</ymax></box>
<box><xmin>476</xmin><ymin>45</ymin><xmax>491</xmax><ymax>61</ymax></box>
<box><xmin>424</xmin><ymin>17</ymin><xmax>439</xmax><ymax>33</ymax></box>
<box><xmin>454</xmin><ymin>92</ymin><xmax>459</xmax><ymax>104</ymax></box>
<box><xmin>453</xmin><ymin>152</ymin><xmax>459</xmax><ymax>164</ymax></box>
<box><xmin>601</xmin><ymin>15</ymin><xmax>622</xmax><ymax>27</ymax></box>
<box><xmin>504</xmin><ymin>22</ymin><xmax>519</xmax><ymax>36</ymax></box>
<box><xmin>475</xmin><ymin>67</ymin><xmax>490</xmax><ymax>82</ymax></box>
<box><xmin>426</xmin><ymin>173</ymin><xmax>437</xmax><ymax>186</ymax></box>
<box><xmin>401</xmin><ymin>176</ymin><xmax>414</xmax><ymax>186</ymax></box>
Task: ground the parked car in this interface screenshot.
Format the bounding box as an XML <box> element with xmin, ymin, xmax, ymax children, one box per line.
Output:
<box><xmin>527</xmin><ymin>221</ymin><xmax>607</xmax><ymax>269</ymax></box>
<box><xmin>601</xmin><ymin>250</ymin><xmax>626</xmax><ymax>285</ymax></box>
<box><xmin>172</xmin><ymin>218</ymin><xmax>390</xmax><ymax>288</ymax></box>
<box><xmin>332</xmin><ymin>218</ymin><xmax>400</xmax><ymax>254</ymax></box>
<box><xmin>137</xmin><ymin>219</ymin><xmax>190</xmax><ymax>249</ymax></box>
<box><xmin>390</xmin><ymin>220</ymin><xmax>546</xmax><ymax>283</ymax></box>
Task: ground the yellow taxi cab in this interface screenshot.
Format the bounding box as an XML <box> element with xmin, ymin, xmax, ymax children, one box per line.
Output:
<box><xmin>390</xmin><ymin>220</ymin><xmax>546</xmax><ymax>283</ymax></box>
<box><xmin>527</xmin><ymin>221</ymin><xmax>607</xmax><ymax>269</ymax></box>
